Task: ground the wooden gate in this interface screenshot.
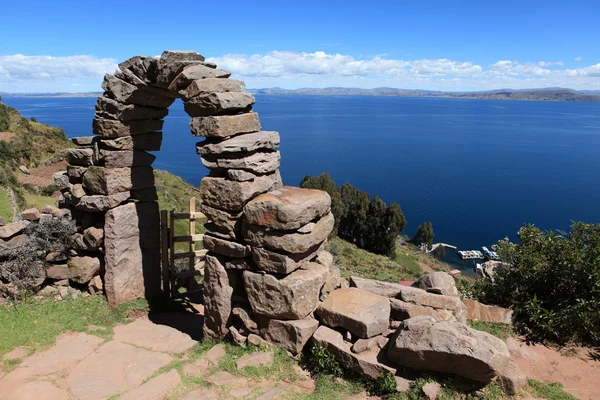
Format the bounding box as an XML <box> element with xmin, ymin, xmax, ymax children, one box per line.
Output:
<box><xmin>160</xmin><ymin>198</ymin><xmax>207</xmax><ymax>300</ymax></box>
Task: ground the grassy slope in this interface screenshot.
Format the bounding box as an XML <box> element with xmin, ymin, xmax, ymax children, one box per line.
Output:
<box><xmin>0</xmin><ymin>189</ymin><xmax>11</xmax><ymax>222</ymax></box>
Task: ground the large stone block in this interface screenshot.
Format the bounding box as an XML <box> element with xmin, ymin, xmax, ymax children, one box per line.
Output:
<box><xmin>204</xmin><ymin>255</ymin><xmax>234</xmax><ymax>339</ymax></box>
<box><xmin>93</xmin><ymin>118</ymin><xmax>163</xmax><ymax>138</ymax></box>
<box><xmin>242</xmin><ymin>212</ymin><xmax>334</xmax><ymax>254</ymax></box>
<box><xmin>190</xmin><ymin>113</ymin><xmax>261</xmax><ymax>138</ymax></box>
<box><xmin>349</xmin><ymin>276</ymin><xmax>406</xmax><ymax>298</ymax></box>
<box><xmin>199</xmin><ymin>171</ymin><xmax>282</xmax><ymax>212</ymax></box>
<box><xmin>181</xmin><ymin>78</ymin><xmax>245</xmax><ymax>100</ymax></box>
<box><xmin>244</xmin><ymin>186</ymin><xmax>331</xmax><ymax>230</ymax></box>
<box><xmin>118</xmin><ymin>56</ymin><xmax>158</xmax><ymax>84</ymax></box>
<box><xmin>203</xmin><ymin>235</ymin><xmax>250</xmax><ymax>258</ymax></box>
<box><xmin>198</xmin><ymin>203</ymin><xmax>242</xmax><ymax>232</ymax></box>
<box><xmin>73</xmin><ymin>192</ymin><xmax>130</xmax><ymax>212</ymax></box>
<box><xmin>104</xmin><ymin>202</ymin><xmax>161</xmax><ymax>307</ymax></box>
<box><xmin>197</xmin><ymin>131</ymin><xmax>279</xmax><ymax>156</ymax></box>
<box><xmin>99</xmin><ymin>132</ymin><xmax>163</xmax><ymax>151</ymax></box>
<box><xmin>100</xmin><ymin>150</ymin><xmax>156</xmax><ymax>168</ymax></box>
<box><xmin>244</xmin><ymin>262</ymin><xmax>329</xmax><ymax>319</ymax></box>
<box><xmin>414</xmin><ymin>271</ymin><xmax>459</xmax><ymax>296</ymax></box>
<box><xmin>101</xmin><ymin>75</ymin><xmax>175</xmax><ymax>108</ymax></box>
<box><xmin>387</xmin><ymin>316</ymin><xmax>512</xmax><ymax>385</ymax></box>
<box><xmin>316</xmin><ymin>288</ymin><xmax>390</xmax><ymax>339</ymax></box>
<box><xmin>251</xmin><ymin>241</ymin><xmax>325</xmax><ymax>274</ymax></box>
<box><xmin>169</xmin><ymin>64</ymin><xmax>231</xmax><ymax>92</ymax></box>
<box><xmin>184</xmin><ymin>92</ymin><xmax>255</xmax><ymax>117</ymax></box>
<box><xmin>68</xmin><ymin>256</ymin><xmax>101</xmax><ymax>284</ymax></box>
<box><xmin>67</xmin><ymin>148</ymin><xmax>94</xmax><ymax>166</ymax></box>
<box><xmin>390</xmin><ymin>299</ymin><xmax>456</xmax><ymax>322</ymax></box>
<box><xmin>201</xmin><ymin>150</ymin><xmax>281</xmax><ymax>174</ymax></box>
<box><xmin>95</xmin><ymin>97</ymin><xmax>168</xmax><ymax>121</ymax></box>
<box><xmin>260</xmin><ymin>318</ymin><xmax>319</xmax><ymax>355</ymax></box>
<box><xmin>83</xmin><ymin>166</ymin><xmax>154</xmax><ymax>195</ymax></box>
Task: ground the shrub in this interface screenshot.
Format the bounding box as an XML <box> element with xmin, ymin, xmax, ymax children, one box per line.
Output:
<box><xmin>475</xmin><ymin>223</ymin><xmax>600</xmax><ymax>346</ymax></box>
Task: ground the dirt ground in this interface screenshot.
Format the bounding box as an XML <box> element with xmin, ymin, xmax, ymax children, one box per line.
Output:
<box><xmin>18</xmin><ymin>161</ymin><xmax>68</xmax><ymax>187</ymax></box>
<box><xmin>507</xmin><ymin>337</ymin><xmax>600</xmax><ymax>400</ymax></box>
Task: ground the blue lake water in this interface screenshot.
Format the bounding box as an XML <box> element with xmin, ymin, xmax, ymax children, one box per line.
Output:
<box><xmin>4</xmin><ymin>95</ymin><xmax>600</xmax><ymax>270</ymax></box>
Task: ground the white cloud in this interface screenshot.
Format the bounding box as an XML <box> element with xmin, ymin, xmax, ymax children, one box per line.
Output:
<box><xmin>575</xmin><ymin>56</ymin><xmax>583</xmax><ymax>61</ymax></box>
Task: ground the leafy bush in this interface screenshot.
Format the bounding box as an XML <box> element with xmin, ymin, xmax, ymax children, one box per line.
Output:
<box><xmin>475</xmin><ymin>223</ymin><xmax>600</xmax><ymax>346</ymax></box>
<box><xmin>411</xmin><ymin>221</ymin><xmax>434</xmax><ymax>249</ymax></box>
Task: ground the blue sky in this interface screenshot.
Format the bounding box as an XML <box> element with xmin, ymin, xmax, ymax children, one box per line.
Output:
<box><xmin>1</xmin><ymin>0</ymin><xmax>599</xmax><ymax>92</ymax></box>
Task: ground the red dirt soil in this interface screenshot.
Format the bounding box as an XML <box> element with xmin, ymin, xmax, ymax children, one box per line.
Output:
<box><xmin>0</xmin><ymin>132</ymin><xmax>16</xmax><ymax>141</ymax></box>
<box><xmin>18</xmin><ymin>161</ymin><xmax>68</xmax><ymax>187</ymax></box>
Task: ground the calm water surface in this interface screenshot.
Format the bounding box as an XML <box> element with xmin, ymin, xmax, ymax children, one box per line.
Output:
<box><xmin>4</xmin><ymin>95</ymin><xmax>600</xmax><ymax>271</ymax></box>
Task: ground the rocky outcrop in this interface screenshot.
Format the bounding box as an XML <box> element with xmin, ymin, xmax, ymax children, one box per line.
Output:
<box><xmin>463</xmin><ymin>299</ymin><xmax>513</xmax><ymax>324</ymax></box>
<box><xmin>413</xmin><ymin>271</ymin><xmax>459</xmax><ymax>296</ymax></box>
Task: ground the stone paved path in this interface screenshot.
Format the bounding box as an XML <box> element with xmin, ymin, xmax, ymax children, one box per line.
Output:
<box><xmin>0</xmin><ymin>315</ymin><xmax>318</xmax><ymax>400</ymax></box>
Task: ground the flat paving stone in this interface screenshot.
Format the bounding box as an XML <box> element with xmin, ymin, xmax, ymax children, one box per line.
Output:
<box><xmin>205</xmin><ymin>370</ymin><xmax>248</xmax><ymax>386</ymax></box>
<box><xmin>236</xmin><ymin>351</ymin><xmax>274</xmax><ymax>369</ymax></box>
<box><xmin>204</xmin><ymin>343</ymin><xmax>226</xmax><ymax>366</ymax></box>
<box><xmin>178</xmin><ymin>387</ymin><xmax>220</xmax><ymax>400</ymax></box>
<box><xmin>255</xmin><ymin>386</ymin><xmax>288</xmax><ymax>400</ymax></box>
<box><xmin>3</xmin><ymin>381</ymin><xmax>74</xmax><ymax>400</ymax></box>
<box><xmin>182</xmin><ymin>358</ymin><xmax>211</xmax><ymax>376</ymax></box>
<box><xmin>229</xmin><ymin>387</ymin><xmax>254</xmax><ymax>398</ymax></box>
<box><xmin>3</xmin><ymin>347</ymin><xmax>28</xmax><ymax>360</ymax></box>
<box><xmin>113</xmin><ymin>318</ymin><xmax>196</xmax><ymax>353</ymax></box>
<box><xmin>66</xmin><ymin>340</ymin><xmax>173</xmax><ymax>400</ymax></box>
<box><xmin>120</xmin><ymin>369</ymin><xmax>181</xmax><ymax>400</ymax></box>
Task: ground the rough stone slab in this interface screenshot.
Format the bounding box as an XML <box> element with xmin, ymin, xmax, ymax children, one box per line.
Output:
<box><xmin>181</xmin><ymin>78</ymin><xmax>246</xmax><ymax>100</ymax></box>
<box><xmin>20</xmin><ymin>208</ymin><xmax>40</xmax><ymax>221</ymax></box>
<box><xmin>227</xmin><ymin>169</ymin><xmax>257</xmax><ymax>182</ymax></box>
<box><xmin>387</xmin><ymin>316</ymin><xmax>511</xmax><ymax>384</ymax></box>
<box><xmin>203</xmin><ymin>255</ymin><xmax>234</xmax><ymax>339</ymax></box>
<box><xmin>83</xmin><ymin>166</ymin><xmax>154</xmax><ymax>195</ymax></box>
<box><xmin>182</xmin><ymin>358</ymin><xmax>211</xmax><ymax>376</ymax></box>
<box><xmin>0</xmin><ymin>220</ymin><xmax>29</xmax><ymax>239</ymax></box>
<box><xmin>178</xmin><ymin>387</ymin><xmax>220</xmax><ymax>400</ymax></box>
<box><xmin>46</xmin><ymin>264</ymin><xmax>69</xmax><ymax>280</ymax></box>
<box><xmin>244</xmin><ymin>262</ymin><xmax>329</xmax><ymax>319</ymax></box>
<box><xmin>232</xmin><ymin>307</ymin><xmax>259</xmax><ymax>334</ymax></box>
<box><xmin>93</xmin><ymin>118</ymin><xmax>163</xmax><ymax>138</ymax></box>
<box><xmin>197</xmin><ymin>130</ymin><xmax>279</xmax><ymax>156</ymax></box>
<box><xmin>390</xmin><ymin>298</ymin><xmax>456</xmax><ymax>322</ymax></box>
<box><xmin>66</xmin><ymin>340</ymin><xmax>173</xmax><ymax>400</ymax></box>
<box><xmin>74</xmin><ymin>192</ymin><xmax>130</xmax><ymax>212</ymax></box>
<box><xmin>118</xmin><ymin>56</ymin><xmax>158</xmax><ymax>84</ymax></box>
<box><xmin>169</xmin><ymin>64</ymin><xmax>231</xmax><ymax>92</ymax></box>
<box><xmin>204</xmin><ymin>343</ymin><xmax>227</xmax><ymax>366</ymax></box>
<box><xmin>53</xmin><ymin>171</ymin><xmax>69</xmax><ymax>188</ymax></box>
<box><xmin>312</xmin><ymin>325</ymin><xmax>396</xmax><ymax>379</ymax></box>
<box><xmin>101</xmin><ymin>75</ymin><xmax>175</xmax><ymax>108</ymax></box>
<box><xmin>95</xmin><ymin>97</ymin><xmax>168</xmax><ymax>121</ymax></box>
<box><xmin>160</xmin><ymin>50</ymin><xmax>206</xmax><ymax>64</ymax></box>
<box><xmin>203</xmin><ymin>234</ymin><xmax>250</xmax><ymax>258</ymax></box>
<box><xmin>351</xmin><ymin>336</ymin><xmax>389</xmax><ymax>354</ymax></box>
<box><xmin>104</xmin><ymin>202</ymin><xmax>161</xmax><ymax>307</ymax></box>
<box><xmin>422</xmin><ymin>382</ymin><xmax>441</xmax><ymax>400</ymax></box>
<box><xmin>496</xmin><ymin>359</ymin><xmax>527</xmax><ymax>395</ymax></box>
<box><xmin>68</xmin><ymin>256</ymin><xmax>101</xmax><ymax>284</ymax></box>
<box><xmin>120</xmin><ymin>369</ymin><xmax>181</xmax><ymax>400</ymax></box>
<box><xmin>236</xmin><ymin>351</ymin><xmax>274</xmax><ymax>369</ymax></box>
<box><xmin>244</xmin><ymin>186</ymin><xmax>331</xmax><ymax>230</ymax></box>
<box><xmin>205</xmin><ymin>371</ymin><xmax>248</xmax><ymax>387</ymax></box>
<box><xmin>414</xmin><ymin>271</ymin><xmax>459</xmax><ymax>296</ymax></box>
<box><xmin>199</xmin><ymin>171</ymin><xmax>282</xmax><ymax>212</ymax></box>
<box><xmin>252</xmin><ymin>241</ymin><xmax>325</xmax><ymax>274</ymax></box>
<box><xmin>198</xmin><ymin>203</ymin><xmax>242</xmax><ymax>232</ymax></box>
<box><xmin>113</xmin><ymin>319</ymin><xmax>196</xmax><ymax>353</ymax></box>
<box><xmin>396</xmin><ymin>286</ymin><xmax>467</xmax><ymax>324</ymax></box>
<box><xmin>184</xmin><ymin>92</ymin><xmax>255</xmax><ymax>117</ymax></box>
<box><xmin>316</xmin><ymin>288</ymin><xmax>390</xmax><ymax>339</ymax></box>
<box><xmin>100</xmin><ymin>149</ymin><xmax>156</xmax><ymax>167</ymax></box>
<box><xmin>71</xmin><ymin>136</ymin><xmax>96</xmax><ymax>146</ymax></box>
<box><xmin>243</xmin><ymin>212</ymin><xmax>334</xmax><ymax>254</ymax></box>
<box><xmin>99</xmin><ymin>132</ymin><xmax>163</xmax><ymax>151</ymax></box>
<box><xmin>67</xmin><ymin>148</ymin><xmax>94</xmax><ymax>166</ymax></box>
<box><xmin>202</xmin><ymin>150</ymin><xmax>281</xmax><ymax>174</ymax></box>
<box><xmin>205</xmin><ymin>223</ymin><xmax>237</xmax><ymax>240</ymax></box>
<box><xmin>349</xmin><ymin>276</ymin><xmax>406</xmax><ymax>298</ymax></box>
<box><xmin>83</xmin><ymin>227</ymin><xmax>104</xmax><ymax>248</ymax></box>
<box><xmin>190</xmin><ymin>112</ymin><xmax>260</xmax><ymax>138</ymax></box>
<box><xmin>260</xmin><ymin>318</ymin><xmax>319</xmax><ymax>355</ymax></box>
<box><xmin>463</xmin><ymin>299</ymin><xmax>513</xmax><ymax>324</ymax></box>
<box><xmin>225</xmin><ymin>258</ymin><xmax>256</xmax><ymax>270</ymax></box>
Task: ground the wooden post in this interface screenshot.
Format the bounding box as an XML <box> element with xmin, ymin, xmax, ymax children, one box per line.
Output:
<box><xmin>160</xmin><ymin>210</ymin><xmax>170</xmax><ymax>300</ymax></box>
<box><xmin>169</xmin><ymin>209</ymin><xmax>176</xmax><ymax>298</ymax></box>
<box><xmin>189</xmin><ymin>197</ymin><xmax>196</xmax><ymax>270</ymax></box>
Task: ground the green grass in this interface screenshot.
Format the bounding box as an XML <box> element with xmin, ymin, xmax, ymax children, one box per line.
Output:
<box><xmin>327</xmin><ymin>236</ymin><xmax>422</xmax><ymax>282</ymax></box>
<box><xmin>468</xmin><ymin>321</ymin><xmax>513</xmax><ymax>340</ymax></box>
<box><xmin>0</xmin><ymin>295</ymin><xmax>147</xmax><ymax>363</ymax></box>
<box><xmin>526</xmin><ymin>379</ymin><xmax>578</xmax><ymax>400</ymax></box>
<box><xmin>22</xmin><ymin>193</ymin><xmax>57</xmax><ymax>211</ymax></box>
<box><xmin>0</xmin><ymin>188</ymin><xmax>12</xmax><ymax>222</ymax></box>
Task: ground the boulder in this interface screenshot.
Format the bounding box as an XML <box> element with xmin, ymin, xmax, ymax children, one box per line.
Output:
<box><xmin>203</xmin><ymin>235</ymin><xmax>250</xmax><ymax>258</ymax></box>
<box><xmin>349</xmin><ymin>276</ymin><xmax>406</xmax><ymax>298</ymax></box>
<box><xmin>181</xmin><ymin>78</ymin><xmax>245</xmax><ymax>100</ymax></box>
<box><xmin>496</xmin><ymin>359</ymin><xmax>527</xmax><ymax>395</ymax></box>
<box><xmin>316</xmin><ymin>288</ymin><xmax>390</xmax><ymax>339</ymax></box>
<box><xmin>387</xmin><ymin>316</ymin><xmax>511</xmax><ymax>384</ymax></box>
<box><xmin>463</xmin><ymin>300</ymin><xmax>513</xmax><ymax>324</ymax></box>
<box><xmin>104</xmin><ymin>202</ymin><xmax>161</xmax><ymax>307</ymax></box>
<box><xmin>68</xmin><ymin>256</ymin><xmax>101</xmax><ymax>284</ymax></box>
<box><xmin>414</xmin><ymin>271</ymin><xmax>459</xmax><ymax>296</ymax></box>
<box><xmin>201</xmin><ymin>150</ymin><xmax>281</xmax><ymax>174</ymax></box>
<box><xmin>83</xmin><ymin>166</ymin><xmax>154</xmax><ymax>195</ymax></box>
<box><xmin>66</xmin><ymin>148</ymin><xmax>94</xmax><ymax>166</ymax></box>
<box><xmin>244</xmin><ymin>262</ymin><xmax>329</xmax><ymax>319</ymax></box>
<box><xmin>99</xmin><ymin>132</ymin><xmax>163</xmax><ymax>151</ymax></box>
<box><xmin>184</xmin><ymin>92</ymin><xmax>255</xmax><ymax>117</ymax></box>
<box><xmin>390</xmin><ymin>299</ymin><xmax>455</xmax><ymax>321</ymax></box>
<box><xmin>67</xmin><ymin>165</ymin><xmax>87</xmax><ymax>182</ymax></box>
<box><xmin>100</xmin><ymin>150</ymin><xmax>156</xmax><ymax>168</ymax></box>
<box><xmin>93</xmin><ymin>118</ymin><xmax>163</xmax><ymax>139</ymax></box>
<box><xmin>197</xmin><ymin>131</ymin><xmax>279</xmax><ymax>155</ymax></box>
<box><xmin>199</xmin><ymin>171</ymin><xmax>282</xmax><ymax>212</ymax></box>
<box><xmin>71</xmin><ymin>136</ymin><xmax>97</xmax><ymax>146</ymax></box>
<box><xmin>53</xmin><ymin>171</ymin><xmax>70</xmax><ymax>188</ymax></box>
<box><xmin>198</xmin><ymin>204</ymin><xmax>242</xmax><ymax>233</ymax></box>
<box><xmin>19</xmin><ymin>165</ymin><xmax>30</xmax><ymax>174</ymax></box>
<box><xmin>46</xmin><ymin>264</ymin><xmax>69</xmax><ymax>280</ymax></box>
<box><xmin>0</xmin><ymin>220</ymin><xmax>29</xmax><ymax>239</ymax></box>
<box><xmin>251</xmin><ymin>241</ymin><xmax>325</xmax><ymax>274</ymax></box>
<box><xmin>244</xmin><ymin>186</ymin><xmax>331</xmax><ymax>230</ymax></box>
<box><xmin>169</xmin><ymin>64</ymin><xmax>231</xmax><ymax>92</ymax></box>
<box><xmin>95</xmin><ymin>97</ymin><xmax>169</xmax><ymax>121</ymax></box>
<box><xmin>74</xmin><ymin>192</ymin><xmax>130</xmax><ymax>212</ymax></box>
<box><xmin>190</xmin><ymin>112</ymin><xmax>261</xmax><ymax>138</ymax></box>
<box><xmin>260</xmin><ymin>318</ymin><xmax>319</xmax><ymax>355</ymax></box>
<box><xmin>243</xmin><ymin>212</ymin><xmax>334</xmax><ymax>254</ymax></box>
<box><xmin>21</xmin><ymin>208</ymin><xmax>41</xmax><ymax>221</ymax></box>
<box><xmin>227</xmin><ymin>170</ymin><xmax>257</xmax><ymax>182</ymax></box>
<box><xmin>311</xmin><ymin>325</ymin><xmax>396</xmax><ymax>379</ymax></box>
<box><xmin>83</xmin><ymin>227</ymin><xmax>104</xmax><ymax>248</ymax></box>
<box><xmin>101</xmin><ymin>74</ymin><xmax>175</xmax><ymax>108</ymax></box>
<box><xmin>204</xmin><ymin>255</ymin><xmax>234</xmax><ymax>339</ymax></box>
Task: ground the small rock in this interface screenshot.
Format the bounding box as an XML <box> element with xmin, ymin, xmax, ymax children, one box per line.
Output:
<box><xmin>42</xmin><ymin>205</ymin><xmax>62</xmax><ymax>217</ymax></box>
<box><xmin>38</xmin><ymin>286</ymin><xmax>59</xmax><ymax>297</ymax></box>
<box><xmin>19</xmin><ymin>165</ymin><xmax>30</xmax><ymax>174</ymax></box>
<box><xmin>395</xmin><ymin>376</ymin><xmax>412</xmax><ymax>392</ymax></box>
<box><xmin>20</xmin><ymin>208</ymin><xmax>41</xmax><ymax>221</ymax></box>
<box><xmin>247</xmin><ymin>334</ymin><xmax>272</xmax><ymax>347</ymax></box>
<box><xmin>45</xmin><ymin>252</ymin><xmax>68</xmax><ymax>263</ymax></box>
<box><xmin>52</xmin><ymin>172</ymin><xmax>70</xmax><ymax>188</ymax></box>
<box><xmin>229</xmin><ymin>326</ymin><xmax>247</xmax><ymax>347</ymax></box>
<box><xmin>45</xmin><ymin>264</ymin><xmax>69</xmax><ymax>280</ymax></box>
<box><xmin>68</xmin><ymin>256</ymin><xmax>101</xmax><ymax>284</ymax></box>
<box><xmin>83</xmin><ymin>227</ymin><xmax>104</xmax><ymax>248</ymax></box>
<box><xmin>236</xmin><ymin>351</ymin><xmax>274</xmax><ymax>369</ymax></box>
<box><xmin>422</xmin><ymin>382</ymin><xmax>441</xmax><ymax>400</ymax></box>
<box><xmin>58</xmin><ymin>286</ymin><xmax>69</xmax><ymax>299</ymax></box>
<box><xmin>88</xmin><ymin>275</ymin><xmax>103</xmax><ymax>294</ymax></box>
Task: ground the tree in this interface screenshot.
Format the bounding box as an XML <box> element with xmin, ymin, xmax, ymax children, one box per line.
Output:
<box><xmin>300</xmin><ymin>173</ymin><xmax>343</xmax><ymax>235</ymax></box>
<box><xmin>338</xmin><ymin>183</ymin><xmax>369</xmax><ymax>246</ymax></box>
<box><xmin>412</xmin><ymin>221</ymin><xmax>434</xmax><ymax>250</ymax></box>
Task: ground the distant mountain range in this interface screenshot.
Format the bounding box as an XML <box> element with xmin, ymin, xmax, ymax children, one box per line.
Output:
<box><xmin>2</xmin><ymin>87</ymin><xmax>600</xmax><ymax>102</ymax></box>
